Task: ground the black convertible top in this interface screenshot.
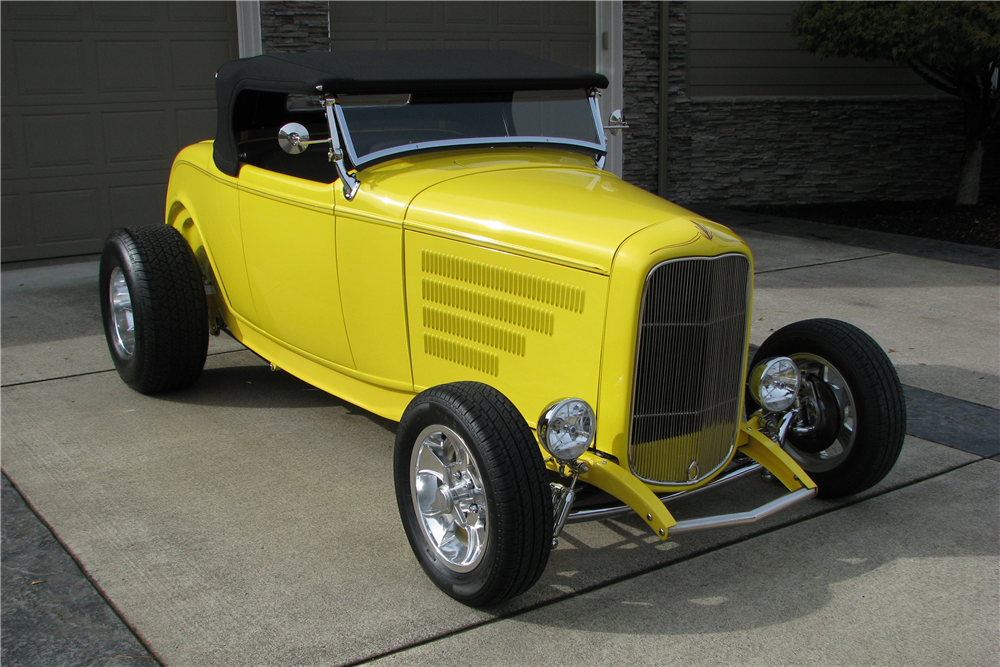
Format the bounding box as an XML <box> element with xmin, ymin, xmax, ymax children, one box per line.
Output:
<box><xmin>213</xmin><ymin>50</ymin><xmax>609</xmax><ymax>176</ymax></box>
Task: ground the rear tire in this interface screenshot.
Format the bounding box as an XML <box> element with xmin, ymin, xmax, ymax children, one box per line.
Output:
<box><xmin>749</xmin><ymin>319</ymin><xmax>905</xmax><ymax>498</ymax></box>
<box><xmin>99</xmin><ymin>225</ymin><xmax>208</xmax><ymax>394</ymax></box>
<box><xmin>394</xmin><ymin>382</ymin><xmax>552</xmax><ymax>606</ymax></box>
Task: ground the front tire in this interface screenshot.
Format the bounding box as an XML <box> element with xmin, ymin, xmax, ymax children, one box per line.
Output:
<box><xmin>394</xmin><ymin>382</ymin><xmax>553</xmax><ymax>606</ymax></box>
<box><xmin>99</xmin><ymin>225</ymin><xmax>208</xmax><ymax>394</ymax></box>
<box><xmin>749</xmin><ymin>319</ymin><xmax>906</xmax><ymax>498</ymax></box>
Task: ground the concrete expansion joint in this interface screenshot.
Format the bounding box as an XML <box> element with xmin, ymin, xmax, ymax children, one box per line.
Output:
<box><xmin>753</xmin><ymin>253</ymin><xmax>892</xmax><ymax>276</ymax></box>
<box><xmin>1</xmin><ymin>349</ymin><xmax>246</xmax><ymax>390</ymax></box>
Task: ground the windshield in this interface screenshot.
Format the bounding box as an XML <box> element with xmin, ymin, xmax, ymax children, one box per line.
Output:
<box><xmin>336</xmin><ymin>89</ymin><xmax>604</xmax><ymax>167</ymax></box>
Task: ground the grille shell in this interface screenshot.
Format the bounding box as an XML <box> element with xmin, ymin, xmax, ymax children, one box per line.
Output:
<box><xmin>628</xmin><ymin>254</ymin><xmax>751</xmax><ymax>485</ymax></box>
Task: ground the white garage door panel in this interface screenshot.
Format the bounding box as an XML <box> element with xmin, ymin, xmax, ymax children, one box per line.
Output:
<box><xmin>1</xmin><ymin>1</ymin><xmax>238</xmax><ymax>263</ymax></box>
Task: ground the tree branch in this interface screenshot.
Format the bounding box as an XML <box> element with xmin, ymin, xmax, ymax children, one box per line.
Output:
<box><xmin>907</xmin><ymin>59</ymin><xmax>960</xmax><ymax>97</ymax></box>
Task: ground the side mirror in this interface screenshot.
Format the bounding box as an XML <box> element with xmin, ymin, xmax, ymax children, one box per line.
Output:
<box><xmin>277</xmin><ymin>122</ymin><xmax>330</xmax><ymax>154</ymax></box>
<box><xmin>604</xmin><ymin>109</ymin><xmax>629</xmax><ymax>137</ymax></box>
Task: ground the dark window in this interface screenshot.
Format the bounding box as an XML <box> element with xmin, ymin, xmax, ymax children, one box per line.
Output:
<box><xmin>233</xmin><ymin>90</ymin><xmax>339</xmax><ymax>183</ymax></box>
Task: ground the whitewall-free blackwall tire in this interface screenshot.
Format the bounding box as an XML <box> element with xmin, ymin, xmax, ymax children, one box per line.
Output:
<box><xmin>394</xmin><ymin>382</ymin><xmax>553</xmax><ymax>606</ymax></box>
<box><xmin>99</xmin><ymin>225</ymin><xmax>208</xmax><ymax>394</ymax></box>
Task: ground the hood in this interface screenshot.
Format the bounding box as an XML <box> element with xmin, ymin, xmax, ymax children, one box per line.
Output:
<box><xmin>401</xmin><ymin>158</ymin><xmax>713</xmax><ymax>274</ymax></box>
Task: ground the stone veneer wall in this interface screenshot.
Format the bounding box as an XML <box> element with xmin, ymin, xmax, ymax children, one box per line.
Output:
<box><xmin>662</xmin><ymin>1</ymin><xmax>997</xmax><ymax>205</ymax></box>
<box><xmin>260</xmin><ymin>1</ymin><xmax>330</xmax><ymax>53</ymax></box>
<box><xmin>622</xmin><ymin>1</ymin><xmax>660</xmax><ymax>194</ymax></box>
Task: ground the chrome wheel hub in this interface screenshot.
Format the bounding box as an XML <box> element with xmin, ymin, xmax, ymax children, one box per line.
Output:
<box><xmin>109</xmin><ymin>267</ymin><xmax>135</xmax><ymax>358</ymax></box>
<box><xmin>410</xmin><ymin>425</ymin><xmax>488</xmax><ymax>573</ymax></box>
<box><xmin>785</xmin><ymin>353</ymin><xmax>856</xmax><ymax>472</ymax></box>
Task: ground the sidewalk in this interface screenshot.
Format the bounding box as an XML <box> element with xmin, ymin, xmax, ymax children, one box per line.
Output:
<box><xmin>2</xmin><ymin>214</ymin><xmax>997</xmax><ymax>666</ymax></box>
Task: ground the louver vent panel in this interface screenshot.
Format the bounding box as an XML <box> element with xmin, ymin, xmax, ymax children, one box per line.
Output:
<box><xmin>421</xmin><ymin>278</ymin><xmax>555</xmax><ymax>335</ymax></box>
<box><xmin>422</xmin><ymin>249</ymin><xmax>585</xmax><ymax>312</ymax></box>
<box><xmin>629</xmin><ymin>254</ymin><xmax>751</xmax><ymax>485</ymax></box>
<box><xmin>423</xmin><ymin>306</ymin><xmax>526</xmax><ymax>356</ymax></box>
<box><xmin>423</xmin><ymin>333</ymin><xmax>499</xmax><ymax>376</ymax></box>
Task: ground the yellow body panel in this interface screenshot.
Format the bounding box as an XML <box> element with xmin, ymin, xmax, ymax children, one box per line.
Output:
<box><xmin>167</xmin><ymin>143</ymin><xmax>256</xmax><ymax>322</ymax></box>
<box><xmin>334</xmin><ymin>210</ymin><xmax>412</xmax><ymax>388</ymax></box>
<box><xmin>403</xmin><ymin>231</ymin><xmax>607</xmax><ymax>426</ymax></box>
<box><xmin>238</xmin><ymin>165</ymin><xmax>355</xmax><ymax>369</ymax></box>
<box><xmin>346</xmin><ymin>147</ymin><xmax>604</xmax><ymax>226</ymax></box>
<box><xmin>233</xmin><ymin>317</ymin><xmax>415</xmax><ymax>418</ymax></box>
<box><xmin>738</xmin><ymin>418</ymin><xmax>818</xmax><ymax>492</ymax></box>
<box><xmin>164</xmin><ymin>142</ymin><xmax>814</xmax><ymax>536</ymax></box>
<box><xmin>573</xmin><ymin>452</ymin><xmax>678</xmax><ymax>537</ymax></box>
<box><xmin>405</xmin><ymin>160</ymin><xmax>697</xmax><ymax>275</ymax></box>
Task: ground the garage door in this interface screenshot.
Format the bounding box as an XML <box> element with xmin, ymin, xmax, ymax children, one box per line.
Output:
<box><xmin>1</xmin><ymin>1</ymin><xmax>238</xmax><ymax>263</ymax></box>
<box><xmin>329</xmin><ymin>2</ymin><xmax>595</xmax><ymax>71</ymax></box>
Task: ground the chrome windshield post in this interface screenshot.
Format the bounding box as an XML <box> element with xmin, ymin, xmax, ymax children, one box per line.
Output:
<box><xmin>324</xmin><ymin>97</ymin><xmax>360</xmax><ymax>201</ymax></box>
<box><xmin>588</xmin><ymin>90</ymin><xmax>609</xmax><ymax>170</ymax></box>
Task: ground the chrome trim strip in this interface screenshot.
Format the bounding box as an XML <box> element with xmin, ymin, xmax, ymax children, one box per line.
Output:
<box><xmin>326</xmin><ymin>99</ymin><xmax>360</xmax><ymax>199</ymax></box>
<box><xmin>335</xmin><ymin>104</ymin><xmax>606</xmax><ymax>169</ymax></box>
<box><xmin>565</xmin><ymin>461</ymin><xmax>762</xmax><ymax>523</ymax></box>
<box><xmin>667</xmin><ymin>487</ymin><xmax>817</xmax><ymax>535</ymax></box>
<box><xmin>335</xmin><ymin>104</ymin><xmax>361</xmax><ymax>165</ymax></box>
<box><xmin>357</xmin><ymin>136</ymin><xmax>604</xmax><ymax>168</ymax></box>
<box><xmin>589</xmin><ymin>96</ymin><xmax>608</xmax><ymax>153</ymax></box>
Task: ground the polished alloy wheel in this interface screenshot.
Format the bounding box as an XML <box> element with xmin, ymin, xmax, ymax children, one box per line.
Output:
<box><xmin>410</xmin><ymin>425</ymin><xmax>488</xmax><ymax>573</ymax></box>
<box><xmin>785</xmin><ymin>353</ymin><xmax>856</xmax><ymax>473</ymax></box>
<box><xmin>109</xmin><ymin>267</ymin><xmax>135</xmax><ymax>358</ymax></box>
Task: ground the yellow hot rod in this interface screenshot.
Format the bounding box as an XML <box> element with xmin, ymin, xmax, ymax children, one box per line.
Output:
<box><xmin>100</xmin><ymin>51</ymin><xmax>905</xmax><ymax>606</ymax></box>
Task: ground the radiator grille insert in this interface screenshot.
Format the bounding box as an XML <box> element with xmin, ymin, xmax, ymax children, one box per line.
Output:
<box><xmin>629</xmin><ymin>254</ymin><xmax>751</xmax><ymax>485</ymax></box>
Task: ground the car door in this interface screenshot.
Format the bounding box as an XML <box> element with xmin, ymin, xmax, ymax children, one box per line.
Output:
<box><xmin>237</xmin><ymin>163</ymin><xmax>355</xmax><ymax>370</ymax></box>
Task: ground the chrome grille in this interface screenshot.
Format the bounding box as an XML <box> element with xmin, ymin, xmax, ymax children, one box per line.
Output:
<box><xmin>629</xmin><ymin>254</ymin><xmax>751</xmax><ymax>485</ymax></box>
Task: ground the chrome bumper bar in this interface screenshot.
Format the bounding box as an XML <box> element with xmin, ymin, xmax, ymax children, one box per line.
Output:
<box><xmin>566</xmin><ymin>460</ymin><xmax>764</xmax><ymax>523</ymax></box>
<box><xmin>668</xmin><ymin>487</ymin><xmax>817</xmax><ymax>535</ymax></box>
<box><xmin>566</xmin><ymin>458</ymin><xmax>817</xmax><ymax>535</ymax></box>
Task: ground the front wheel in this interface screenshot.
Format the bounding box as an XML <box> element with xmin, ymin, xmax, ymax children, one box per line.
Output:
<box><xmin>749</xmin><ymin>319</ymin><xmax>906</xmax><ymax>499</ymax></box>
<box><xmin>394</xmin><ymin>382</ymin><xmax>552</xmax><ymax>606</ymax></box>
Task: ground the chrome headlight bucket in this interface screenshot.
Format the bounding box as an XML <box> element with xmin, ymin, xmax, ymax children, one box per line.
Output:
<box><xmin>537</xmin><ymin>398</ymin><xmax>596</xmax><ymax>462</ymax></box>
<box><xmin>749</xmin><ymin>356</ymin><xmax>801</xmax><ymax>412</ymax></box>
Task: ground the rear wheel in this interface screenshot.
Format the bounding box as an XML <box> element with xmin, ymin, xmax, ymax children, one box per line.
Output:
<box><xmin>749</xmin><ymin>319</ymin><xmax>905</xmax><ymax>498</ymax></box>
<box><xmin>99</xmin><ymin>225</ymin><xmax>208</xmax><ymax>394</ymax></box>
<box><xmin>394</xmin><ymin>382</ymin><xmax>552</xmax><ymax>606</ymax></box>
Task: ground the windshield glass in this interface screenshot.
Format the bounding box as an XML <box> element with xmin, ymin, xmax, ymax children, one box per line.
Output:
<box><xmin>337</xmin><ymin>89</ymin><xmax>603</xmax><ymax>166</ymax></box>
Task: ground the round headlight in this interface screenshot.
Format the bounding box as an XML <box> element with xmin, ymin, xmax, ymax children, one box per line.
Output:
<box><xmin>749</xmin><ymin>356</ymin><xmax>801</xmax><ymax>413</ymax></box>
<box><xmin>537</xmin><ymin>398</ymin><xmax>596</xmax><ymax>462</ymax></box>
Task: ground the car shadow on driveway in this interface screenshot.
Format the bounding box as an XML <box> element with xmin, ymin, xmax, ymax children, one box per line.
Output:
<box><xmin>466</xmin><ymin>460</ymin><xmax>997</xmax><ymax>666</ymax></box>
<box><xmin>150</xmin><ymin>354</ymin><xmax>398</xmax><ymax>434</ymax></box>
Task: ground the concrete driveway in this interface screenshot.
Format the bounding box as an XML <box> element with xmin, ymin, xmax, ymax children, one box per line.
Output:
<box><xmin>2</xmin><ymin>218</ymin><xmax>997</xmax><ymax>666</ymax></box>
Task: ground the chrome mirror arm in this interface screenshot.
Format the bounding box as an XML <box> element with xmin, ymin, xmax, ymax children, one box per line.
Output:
<box><xmin>604</xmin><ymin>109</ymin><xmax>629</xmax><ymax>136</ymax></box>
<box><xmin>278</xmin><ymin>123</ymin><xmax>331</xmax><ymax>154</ymax></box>
<box><xmin>324</xmin><ymin>98</ymin><xmax>360</xmax><ymax>200</ymax></box>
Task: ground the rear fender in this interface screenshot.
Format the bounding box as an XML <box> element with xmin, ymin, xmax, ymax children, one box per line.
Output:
<box><xmin>166</xmin><ymin>203</ymin><xmax>230</xmax><ymax>337</ymax></box>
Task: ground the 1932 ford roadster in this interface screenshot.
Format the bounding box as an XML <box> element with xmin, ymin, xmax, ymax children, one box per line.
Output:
<box><xmin>100</xmin><ymin>51</ymin><xmax>905</xmax><ymax>606</ymax></box>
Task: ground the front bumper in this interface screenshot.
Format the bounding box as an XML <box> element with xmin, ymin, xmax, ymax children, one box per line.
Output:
<box><xmin>549</xmin><ymin>416</ymin><xmax>818</xmax><ymax>539</ymax></box>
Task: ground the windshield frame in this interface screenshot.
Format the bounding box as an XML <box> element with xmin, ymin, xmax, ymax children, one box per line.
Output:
<box><xmin>333</xmin><ymin>92</ymin><xmax>607</xmax><ymax>170</ymax></box>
